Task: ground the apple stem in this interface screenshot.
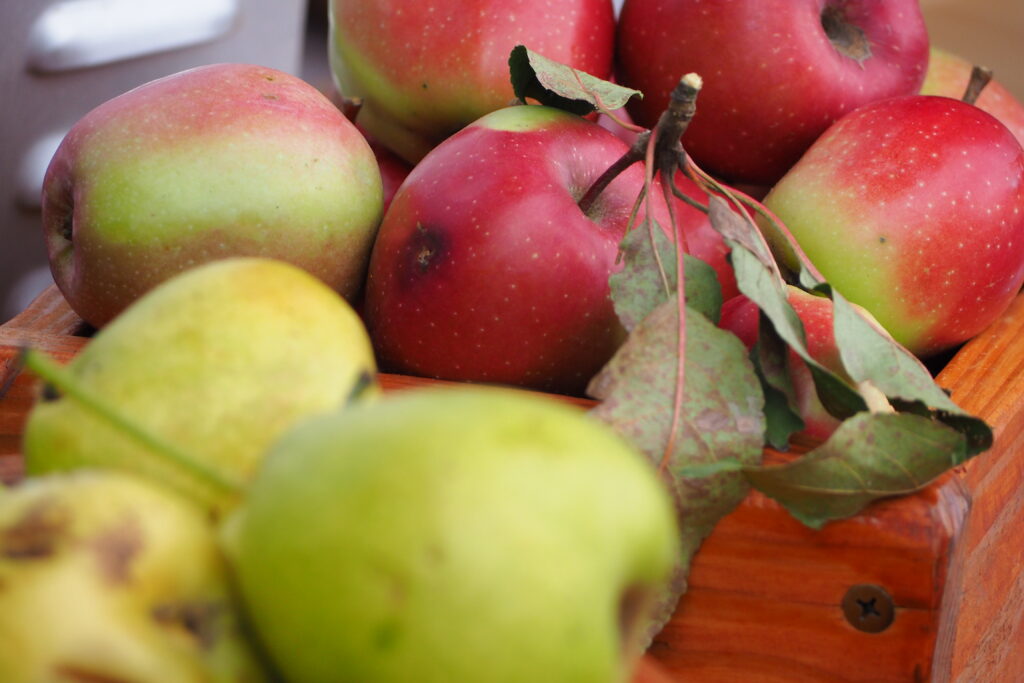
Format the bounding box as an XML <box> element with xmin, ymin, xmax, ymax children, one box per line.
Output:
<box><xmin>578</xmin><ymin>133</ymin><xmax>649</xmax><ymax>214</ymax></box>
<box><xmin>21</xmin><ymin>348</ymin><xmax>245</xmax><ymax>499</ymax></box>
<box><xmin>961</xmin><ymin>65</ymin><xmax>994</xmax><ymax>106</ymax></box>
<box><xmin>578</xmin><ymin>73</ymin><xmax>703</xmax><ymax>215</ymax></box>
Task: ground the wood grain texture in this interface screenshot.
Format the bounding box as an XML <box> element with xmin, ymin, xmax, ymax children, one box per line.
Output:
<box><xmin>2</xmin><ymin>285</ymin><xmax>1022</xmax><ymax>682</ymax></box>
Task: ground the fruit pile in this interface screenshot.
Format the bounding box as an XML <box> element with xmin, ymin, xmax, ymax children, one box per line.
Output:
<box><xmin>5</xmin><ymin>0</ymin><xmax>1024</xmax><ymax>681</ymax></box>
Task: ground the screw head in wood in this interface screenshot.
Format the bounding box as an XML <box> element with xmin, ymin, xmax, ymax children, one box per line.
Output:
<box><xmin>842</xmin><ymin>584</ymin><xmax>895</xmax><ymax>633</ymax></box>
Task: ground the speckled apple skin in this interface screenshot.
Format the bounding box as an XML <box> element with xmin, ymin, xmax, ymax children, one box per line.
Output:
<box><xmin>764</xmin><ymin>95</ymin><xmax>1024</xmax><ymax>356</ymax></box>
<box><xmin>42</xmin><ymin>63</ymin><xmax>383</xmax><ymax>328</ymax></box>
<box><xmin>921</xmin><ymin>47</ymin><xmax>1024</xmax><ymax>148</ymax></box>
<box><xmin>616</xmin><ymin>0</ymin><xmax>929</xmax><ymax>185</ymax></box>
<box><xmin>329</xmin><ymin>0</ymin><xmax>615</xmax><ymax>163</ymax></box>
<box><xmin>365</xmin><ymin>106</ymin><xmax>665</xmax><ymax>395</ymax></box>
<box><xmin>720</xmin><ymin>287</ymin><xmax>845</xmax><ymax>443</ymax></box>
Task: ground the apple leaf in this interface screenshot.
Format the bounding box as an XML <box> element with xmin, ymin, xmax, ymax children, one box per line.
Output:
<box><xmin>708</xmin><ymin>197</ymin><xmax>868</xmax><ymax>422</ymax></box>
<box><xmin>750</xmin><ymin>320</ymin><xmax>805</xmax><ymax>450</ymax></box>
<box><xmin>825</xmin><ymin>285</ymin><xmax>992</xmax><ymax>455</ymax></box>
<box><xmin>737</xmin><ymin>193</ymin><xmax>992</xmax><ymax>456</ymax></box>
<box><xmin>610</xmin><ymin>221</ymin><xmax>722</xmax><ymax>331</ymax></box>
<box><xmin>508</xmin><ymin>45</ymin><xmax>642</xmax><ymax>117</ymax></box>
<box><xmin>743</xmin><ymin>412</ymin><xmax>968</xmax><ymax>529</ymax></box>
<box><xmin>587</xmin><ymin>297</ymin><xmax>764</xmax><ymax>641</ymax></box>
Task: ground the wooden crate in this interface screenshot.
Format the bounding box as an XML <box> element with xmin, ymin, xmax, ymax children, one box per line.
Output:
<box><xmin>2</xmin><ymin>286</ymin><xmax>1023</xmax><ymax>682</ymax></box>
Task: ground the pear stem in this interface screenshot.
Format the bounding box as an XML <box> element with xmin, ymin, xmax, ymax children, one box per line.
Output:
<box><xmin>22</xmin><ymin>349</ymin><xmax>244</xmax><ymax>498</ymax></box>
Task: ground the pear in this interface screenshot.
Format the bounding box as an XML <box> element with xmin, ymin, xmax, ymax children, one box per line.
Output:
<box><xmin>223</xmin><ymin>386</ymin><xmax>680</xmax><ymax>683</ymax></box>
<box><xmin>23</xmin><ymin>257</ymin><xmax>378</xmax><ymax>514</ymax></box>
<box><xmin>0</xmin><ymin>470</ymin><xmax>268</xmax><ymax>681</ymax></box>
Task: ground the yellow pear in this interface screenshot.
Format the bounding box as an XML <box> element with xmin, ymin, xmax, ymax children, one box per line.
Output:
<box><xmin>24</xmin><ymin>257</ymin><xmax>377</xmax><ymax>514</ymax></box>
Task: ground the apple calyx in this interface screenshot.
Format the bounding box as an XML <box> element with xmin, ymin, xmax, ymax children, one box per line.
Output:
<box><xmin>20</xmin><ymin>348</ymin><xmax>244</xmax><ymax>506</ymax></box>
<box><xmin>961</xmin><ymin>65</ymin><xmax>994</xmax><ymax>106</ymax></box>
<box><xmin>820</xmin><ymin>5</ymin><xmax>872</xmax><ymax>64</ymax></box>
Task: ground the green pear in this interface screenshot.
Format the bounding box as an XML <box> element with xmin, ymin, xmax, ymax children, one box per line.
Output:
<box><xmin>0</xmin><ymin>470</ymin><xmax>267</xmax><ymax>681</ymax></box>
<box><xmin>24</xmin><ymin>257</ymin><xmax>378</xmax><ymax>514</ymax></box>
<box><xmin>223</xmin><ymin>386</ymin><xmax>679</xmax><ymax>683</ymax></box>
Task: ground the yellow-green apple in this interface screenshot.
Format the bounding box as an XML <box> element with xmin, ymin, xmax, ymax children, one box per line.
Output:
<box><xmin>719</xmin><ymin>286</ymin><xmax>846</xmax><ymax>444</ymax></box>
<box><xmin>328</xmin><ymin>0</ymin><xmax>616</xmax><ymax>164</ymax></box>
<box><xmin>23</xmin><ymin>258</ymin><xmax>378</xmax><ymax>514</ymax></box>
<box><xmin>615</xmin><ymin>0</ymin><xmax>930</xmax><ymax>185</ymax></box>
<box><xmin>763</xmin><ymin>95</ymin><xmax>1024</xmax><ymax>356</ymax></box>
<box><xmin>42</xmin><ymin>63</ymin><xmax>384</xmax><ymax>328</ymax></box>
<box><xmin>920</xmin><ymin>47</ymin><xmax>1024</xmax><ymax>146</ymax></box>
<box><xmin>363</xmin><ymin>105</ymin><xmax>667</xmax><ymax>395</ymax></box>
<box><xmin>0</xmin><ymin>470</ymin><xmax>266</xmax><ymax>681</ymax></box>
<box><xmin>223</xmin><ymin>386</ymin><xmax>679</xmax><ymax>683</ymax></box>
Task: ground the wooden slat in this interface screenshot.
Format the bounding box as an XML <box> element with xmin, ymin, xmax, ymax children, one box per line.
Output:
<box><xmin>928</xmin><ymin>294</ymin><xmax>1024</xmax><ymax>682</ymax></box>
<box><xmin>2</xmin><ymin>285</ymin><xmax>1023</xmax><ymax>682</ymax></box>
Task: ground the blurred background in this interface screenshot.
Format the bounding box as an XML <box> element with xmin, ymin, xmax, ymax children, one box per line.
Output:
<box><xmin>1</xmin><ymin>0</ymin><xmax>1021</xmax><ymax>322</ymax></box>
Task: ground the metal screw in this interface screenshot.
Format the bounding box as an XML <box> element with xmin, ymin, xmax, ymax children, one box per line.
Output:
<box><xmin>842</xmin><ymin>584</ymin><xmax>895</xmax><ymax>633</ymax></box>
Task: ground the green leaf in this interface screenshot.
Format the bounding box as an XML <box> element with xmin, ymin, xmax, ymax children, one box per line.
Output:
<box><xmin>751</xmin><ymin>322</ymin><xmax>805</xmax><ymax>450</ymax></box>
<box><xmin>826</xmin><ymin>286</ymin><xmax>993</xmax><ymax>456</ymax></box>
<box><xmin>508</xmin><ymin>45</ymin><xmax>642</xmax><ymax>117</ymax></box>
<box><xmin>587</xmin><ymin>297</ymin><xmax>764</xmax><ymax>641</ymax></box>
<box><xmin>610</xmin><ymin>221</ymin><xmax>723</xmax><ymax>331</ymax></box>
<box><xmin>708</xmin><ymin>197</ymin><xmax>867</xmax><ymax>421</ymax></box>
<box><xmin>744</xmin><ymin>412</ymin><xmax>970</xmax><ymax>528</ymax></box>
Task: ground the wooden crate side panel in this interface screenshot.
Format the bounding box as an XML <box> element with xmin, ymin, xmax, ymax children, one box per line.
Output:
<box><xmin>929</xmin><ymin>295</ymin><xmax>1024</xmax><ymax>681</ymax></box>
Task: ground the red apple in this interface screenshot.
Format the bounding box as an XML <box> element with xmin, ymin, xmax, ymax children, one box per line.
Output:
<box><xmin>364</xmin><ymin>104</ymin><xmax>668</xmax><ymax>395</ymax></box>
<box><xmin>719</xmin><ymin>287</ymin><xmax>844</xmax><ymax>443</ymax></box>
<box><xmin>360</xmin><ymin>128</ymin><xmax>412</xmax><ymax>216</ymax></box>
<box><xmin>615</xmin><ymin>0</ymin><xmax>930</xmax><ymax>185</ymax></box>
<box><xmin>920</xmin><ymin>46</ymin><xmax>1024</xmax><ymax>147</ymax></box>
<box><xmin>763</xmin><ymin>95</ymin><xmax>1024</xmax><ymax>356</ymax></box>
<box><xmin>329</xmin><ymin>0</ymin><xmax>616</xmax><ymax>164</ymax></box>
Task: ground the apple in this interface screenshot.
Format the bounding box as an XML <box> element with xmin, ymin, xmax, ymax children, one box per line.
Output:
<box><xmin>762</xmin><ymin>95</ymin><xmax>1024</xmax><ymax>356</ymax></box>
<box><xmin>42</xmin><ymin>63</ymin><xmax>384</xmax><ymax>328</ymax></box>
<box><xmin>0</xmin><ymin>470</ymin><xmax>266</xmax><ymax>681</ymax></box>
<box><xmin>223</xmin><ymin>385</ymin><xmax>679</xmax><ymax>683</ymax></box>
<box><xmin>24</xmin><ymin>257</ymin><xmax>378</xmax><ymax>514</ymax></box>
<box><xmin>920</xmin><ymin>46</ymin><xmax>1024</xmax><ymax>147</ymax></box>
<box><xmin>363</xmin><ymin>104</ymin><xmax>671</xmax><ymax>395</ymax></box>
<box><xmin>367</xmin><ymin>131</ymin><xmax>413</xmax><ymax>216</ymax></box>
<box><xmin>719</xmin><ymin>286</ymin><xmax>846</xmax><ymax>443</ymax></box>
<box><xmin>615</xmin><ymin>0</ymin><xmax>930</xmax><ymax>185</ymax></box>
<box><xmin>328</xmin><ymin>0</ymin><xmax>616</xmax><ymax>163</ymax></box>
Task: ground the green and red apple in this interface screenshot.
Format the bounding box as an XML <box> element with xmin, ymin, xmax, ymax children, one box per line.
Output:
<box><xmin>763</xmin><ymin>95</ymin><xmax>1024</xmax><ymax>356</ymax></box>
<box><xmin>329</xmin><ymin>0</ymin><xmax>616</xmax><ymax>163</ymax></box>
<box><xmin>615</xmin><ymin>0</ymin><xmax>930</xmax><ymax>185</ymax></box>
<box><xmin>42</xmin><ymin>63</ymin><xmax>383</xmax><ymax>328</ymax></box>
<box><xmin>224</xmin><ymin>386</ymin><xmax>679</xmax><ymax>683</ymax></box>
<box><xmin>920</xmin><ymin>46</ymin><xmax>1024</xmax><ymax>146</ymax></box>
